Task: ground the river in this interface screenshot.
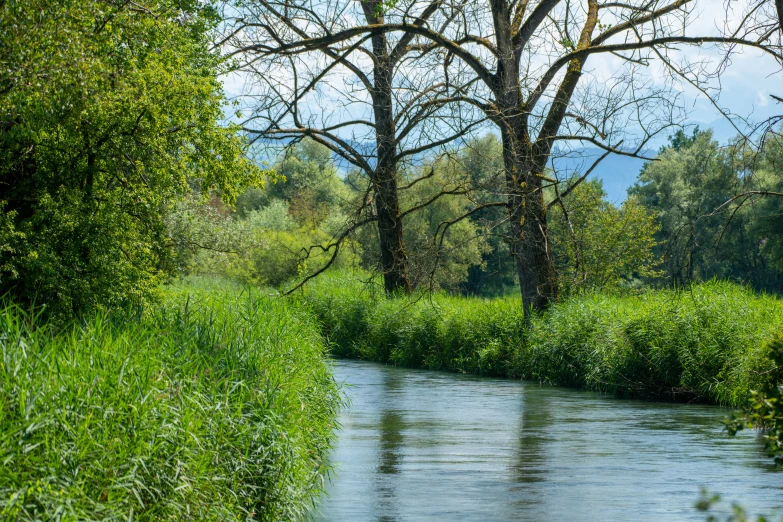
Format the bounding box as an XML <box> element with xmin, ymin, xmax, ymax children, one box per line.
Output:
<box><xmin>311</xmin><ymin>360</ymin><xmax>783</xmax><ymax>521</ymax></box>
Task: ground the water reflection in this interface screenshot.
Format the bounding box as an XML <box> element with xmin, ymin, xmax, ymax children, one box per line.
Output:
<box><xmin>313</xmin><ymin>360</ymin><xmax>783</xmax><ymax>522</ymax></box>
<box><xmin>374</xmin><ymin>369</ymin><xmax>404</xmax><ymax>522</ymax></box>
<box><xmin>377</xmin><ymin>370</ymin><xmax>405</xmax><ymax>476</ymax></box>
<box><xmin>513</xmin><ymin>387</ymin><xmax>550</xmax><ymax>485</ymax></box>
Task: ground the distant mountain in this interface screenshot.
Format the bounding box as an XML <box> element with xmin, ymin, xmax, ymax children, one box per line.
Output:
<box><xmin>550</xmin><ymin>149</ymin><xmax>651</xmax><ymax>203</ymax></box>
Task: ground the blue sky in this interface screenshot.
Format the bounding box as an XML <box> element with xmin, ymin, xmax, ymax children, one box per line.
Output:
<box><xmin>222</xmin><ymin>1</ymin><xmax>783</xmax><ymax>204</ymax></box>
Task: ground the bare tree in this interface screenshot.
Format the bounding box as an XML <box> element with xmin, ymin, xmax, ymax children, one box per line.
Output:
<box><xmin>218</xmin><ymin>0</ymin><xmax>483</xmax><ymax>294</ymax></box>
<box><xmin>260</xmin><ymin>0</ymin><xmax>781</xmax><ymax>315</ymax></box>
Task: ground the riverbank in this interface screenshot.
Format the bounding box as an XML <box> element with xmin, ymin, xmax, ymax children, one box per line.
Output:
<box><xmin>3</xmin><ymin>274</ymin><xmax>780</xmax><ymax>519</ymax></box>
<box><xmin>0</xmin><ymin>283</ymin><xmax>340</xmax><ymax>521</ymax></box>
<box><xmin>300</xmin><ymin>273</ymin><xmax>783</xmax><ymax>407</ymax></box>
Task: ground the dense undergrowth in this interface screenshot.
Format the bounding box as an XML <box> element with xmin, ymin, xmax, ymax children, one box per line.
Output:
<box><xmin>0</xmin><ymin>282</ymin><xmax>340</xmax><ymax>521</ymax></box>
<box><xmin>300</xmin><ymin>272</ymin><xmax>783</xmax><ymax>407</ymax></box>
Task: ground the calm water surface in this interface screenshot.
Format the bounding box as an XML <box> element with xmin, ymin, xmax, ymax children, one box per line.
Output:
<box><xmin>311</xmin><ymin>360</ymin><xmax>783</xmax><ymax>521</ymax></box>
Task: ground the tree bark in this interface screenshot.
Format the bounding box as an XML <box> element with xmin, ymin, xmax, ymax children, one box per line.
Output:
<box><xmin>501</xmin><ymin>128</ymin><xmax>558</xmax><ymax>318</ymax></box>
<box><xmin>363</xmin><ymin>1</ymin><xmax>412</xmax><ymax>295</ymax></box>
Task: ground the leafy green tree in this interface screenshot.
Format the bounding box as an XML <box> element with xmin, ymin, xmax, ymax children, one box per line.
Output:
<box><xmin>741</xmin><ymin>134</ymin><xmax>783</xmax><ymax>283</ymax></box>
<box><xmin>228</xmin><ymin>140</ymin><xmax>360</xmax><ymax>287</ymax></box>
<box><xmin>549</xmin><ymin>180</ymin><xmax>660</xmax><ymax>293</ymax></box>
<box><xmin>457</xmin><ymin>135</ymin><xmax>519</xmax><ymax>296</ymax></box>
<box><xmin>631</xmin><ymin>129</ymin><xmax>783</xmax><ymax>291</ymax></box>
<box><xmin>0</xmin><ymin>0</ymin><xmax>260</xmax><ymax>315</ymax></box>
<box><xmin>236</xmin><ymin>139</ymin><xmax>351</xmax><ymax>222</ymax></box>
<box><xmin>629</xmin><ymin>129</ymin><xmax>732</xmax><ymax>285</ymax></box>
<box><xmin>399</xmin><ymin>159</ymin><xmax>490</xmax><ymax>292</ymax></box>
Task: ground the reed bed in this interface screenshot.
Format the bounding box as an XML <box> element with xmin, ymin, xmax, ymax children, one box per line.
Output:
<box><xmin>300</xmin><ymin>273</ymin><xmax>783</xmax><ymax>407</ymax></box>
<box><xmin>0</xmin><ymin>282</ymin><xmax>339</xmax><ymax>521</ymax></box>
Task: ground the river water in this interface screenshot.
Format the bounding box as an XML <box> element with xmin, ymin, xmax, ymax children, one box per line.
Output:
<box><xmin>311</xmin><ymin>360</ymin><xmax>783</xmax><ymax>521</ymax></box>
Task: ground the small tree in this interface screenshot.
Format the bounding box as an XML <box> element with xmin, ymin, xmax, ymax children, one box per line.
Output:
<box><xmin>549</xmin><ymin>180</ymin><xmax>659</xmax><ymax>292</ymax></box>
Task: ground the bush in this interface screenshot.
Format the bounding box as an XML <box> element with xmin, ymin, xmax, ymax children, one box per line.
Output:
<box><xmin>0</xmin><ymin>282</ymin><xmax>339</xmax><ymax>521</ymax></box>
<box><xmin>727</xmin><ymin>332</ymin><xmax>783</xmax><ymax>465</ymax></box>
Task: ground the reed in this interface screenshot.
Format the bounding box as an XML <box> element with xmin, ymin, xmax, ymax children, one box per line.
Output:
<box><xmin>300</xmin><ymin>272</ymin><xmax>783</xmax><ymax>407</ymax></box>
<box><xmin>0</xmin><ymin>281</ymin><xmax>340</xmax><ymax>521</ymax></box>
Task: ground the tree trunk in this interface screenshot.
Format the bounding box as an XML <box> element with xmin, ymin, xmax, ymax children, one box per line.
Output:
<box><xmin>492</xmin><ymin>6</ymin><xmax>557</xmax><ymax>316</ymax></box>
<box><xmin>374</xmin><ymin>74</ymin><xmax>411</xmax><ymax>294</ymax></box>
<box><xmin>502</xmin><ymin>129</ymin><xmax>558</xmax><ymax>318</ymax></box>
<box><xmin>362</xmin><ymin>1</ymin><xmax>412</xmax><ymax>295</ymax></box>
<box><xmin>374</xmin><ymin>165</ymin><xmax>411</xmax><ymax>295</ymax></box>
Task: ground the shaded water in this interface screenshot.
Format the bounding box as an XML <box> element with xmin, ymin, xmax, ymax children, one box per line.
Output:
<box><xmin>312</xmin><ymin>360</ymin><xmax>783</xmax><ymax>522</ymax></box>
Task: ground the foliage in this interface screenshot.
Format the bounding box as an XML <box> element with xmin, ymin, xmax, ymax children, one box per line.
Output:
<box><xmin>630</xmin><ymin>129</ymin><xmax>783</xmax><ymax>292</ymax></box>
<box><xmin>727</xmin><ymin>332</ymin><xmax>783</xmax><ymax>465</ymax></box>
<box><xmin>696</xmin><ymin>489</ymin><xmax>780</xmax><ymax>522</ymax></box>
<box><xmin>166</xmin><ymin>195</ymin><xmax>258</xmax><ymax>275</ymax></box>
<box><xmin>548</xmin><ymin>179</ymin><xmax>660</xmax><ymax>293</ymax></box>
<box><xmin>398</xmin><ymin>157</ymin><xmax>490</xmax><ymax>291</ymax></box>
<box><xmin>163</xmin><ymin>139</ymin><xmax>360</xmax><ymax>288</ymax></box>
<box><xmin>0</xmin><ymin>0</ymin><xmax>261</xmax><ymax>316</ymax></box>
<box><xmin>0</xmin><ymin>282</ymin><xmax>340</xmax><ymax>520</ymax></box>
<box><xmin>301</xmin><ymin>272</ymin><xmax>783</xmax><ymax>407</ymax></box>
<box><xmin>236</xmin><ymin>140</ymin><xmax>350</xmax><ymax>219</ymax></box>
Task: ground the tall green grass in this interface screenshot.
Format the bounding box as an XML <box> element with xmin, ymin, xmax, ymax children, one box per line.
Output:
<box><xmin>300</xmin><ymin>272</ymin><xmax>783</xmax><ymax>407</ymax></box>
<box><xmin>522</xmin><ymin>284</ymin><xmax>783</xmax><ymax>405</ymax></box>
<box><xmin>0</xmin><ymin>282</ymin><xmax>340</xmax><ymax>521</ymax></box>
<box><xmin>298</xmin><ymin>272</ymin><xmax>526</xmax><ymax>376</ymax></box>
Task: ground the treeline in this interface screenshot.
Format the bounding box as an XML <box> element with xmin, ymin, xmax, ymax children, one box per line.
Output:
<box><xmin>217</xmin><ymin>0</ymin><xmax>782</xmax><ymax>317</ymax></box>
<box><xmin>170</xmin><ymin>135</ymin><xmax>660</xmax><ymax>295</ymax></box>
<box><xmin>633</xmin><ymin>128</ymin><xmax>783</xmax><ymax>293</ymax></box>
<box><xmin>176</xmin><ymin>128</ymin><xmax>783</xmax><ymax>298</ymax></box>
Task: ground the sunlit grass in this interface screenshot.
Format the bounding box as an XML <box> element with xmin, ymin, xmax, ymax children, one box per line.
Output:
<box><xmin>300</xmin><ymin>272</ymin><xmax>783</xmax><ymax>407</ymax></box>
<box><xmin>0</xmin><ymin>281</ymin><xmax>340</xmax><ymax>521</ymax></box>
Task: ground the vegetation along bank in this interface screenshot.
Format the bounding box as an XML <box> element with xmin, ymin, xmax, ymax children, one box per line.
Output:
<box><xmin>300</xmin><ymin>272</ymin><xmax>783</xmax><ymax>409</ymax></box>
<box><xmin>0</xmin><ymin>283</ymin><xmax>340</xmax><ymax>521</ymax></box>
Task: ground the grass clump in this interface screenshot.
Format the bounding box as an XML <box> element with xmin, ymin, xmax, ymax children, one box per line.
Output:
<box><xmin>0</xmin><ymin>282</ymin><xmax>340</xmax><ymax>521</ymax></box>
<box><xmin>523</xmin><ymin>283</ymin><xmax>783</xmax><ymax>405</ymax></box>
<box><xmin>298</xmin><ymin>272</ymin><xmax>526</xmax><ymax>377</ymax></box>
<box><xmin>300</xmin><ymin>272</ymin><xmax>783</xmax><ymax>407</ymax></box>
